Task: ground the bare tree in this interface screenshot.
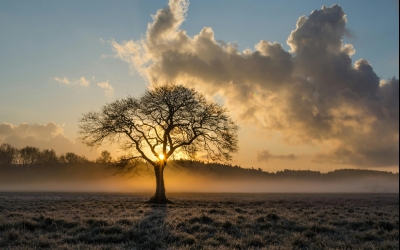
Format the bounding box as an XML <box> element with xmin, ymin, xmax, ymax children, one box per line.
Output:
<box><xmin>19</xmin><ymin>146</ymin><xmax>40</xmax><ymax>166</ymax></box>
<box><xmin>0</xmin><ymin>143</ymin><xmax>18</xmax><ymax>166</ymax></box>
<box><xmin>79</xmin><ymin>84</ymin><xmax>239</xmax><ymax>203</ymax></box>
<box><xmin>96</xmin><ymin>150</ymin><xmax>113</xmax><ymax>164</ymax></box>
<box><xmin>59</xmin><ymin>152</ymin><xmax>89</xmax><ymax>164</ymax></box>
<box><xmin>38</xmin><ymin>149</ymin><xmax>59</xmax><ymax>165</ymax></box>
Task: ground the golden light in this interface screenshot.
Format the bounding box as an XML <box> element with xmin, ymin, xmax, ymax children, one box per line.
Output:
<box><xmin>159</xmin><ymin>153</ymin><xmax>165</xmax><ymax>160</ymax></box>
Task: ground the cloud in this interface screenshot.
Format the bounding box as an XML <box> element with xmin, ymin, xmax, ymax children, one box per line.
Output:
<box><xmin>54</xmin><ymin>76</ymin><xmax>90</xmax><ymax>86</ymax></box>
<box><xmin>0</xmin><ymin>122</ymin><xmax>63</xmax><ymax>140</ymax></box>
<box><xmin>54</xmin><ymin>77</ymin><xmax>70</xmax><ymax>85</ymax></box>
<box><xmin>97</xmin><ymin>81</ymin><xmax>114</xmax><ymax>97</ymax></box>
<box><xmin>77</xmin><ymin>77</ymin><xmax>90</xmax><ymax>87</ymax></box>
<box><xmin>111</xmin><ymin>1</ymin><xmax>399</xmax><ymax>168</ymax></box>
<box><xmin>257</xmin><ymin>150</ymin><xmax>297</xmax><ymax>162</ymax></box>
<box><xmin>0</xmin><ymin>122</ymin><xmax>99</xmax><ymax>159</ymax></box>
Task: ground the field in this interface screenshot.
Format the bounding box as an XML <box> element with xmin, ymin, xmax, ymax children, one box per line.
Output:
<box><xmin>0</xmin><ymin>193</ymin><xmax>398</xmax><ymax>249</ymax></box>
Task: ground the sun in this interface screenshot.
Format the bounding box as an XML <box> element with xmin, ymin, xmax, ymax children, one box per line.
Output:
<box><xmin>158</xmin><ymin>153</ymin><xmax>165</xmax><ymax>160</ymax></box>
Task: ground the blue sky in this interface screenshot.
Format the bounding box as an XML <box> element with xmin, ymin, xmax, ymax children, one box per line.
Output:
<box><xmin>0</xmin><ymin>0</ymin><xmax>398</xmax><ymax>172</ymax></box>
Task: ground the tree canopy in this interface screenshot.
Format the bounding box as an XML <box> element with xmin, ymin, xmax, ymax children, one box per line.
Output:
<box><xmin>79</xmin><ymin>84</ymin><xmax>239</xmax><ymax>203</ymax></box>
<box><xmin>79</xmin><ymin>84</ymin><xmax>238</xmax><ymax>167</ymax></box>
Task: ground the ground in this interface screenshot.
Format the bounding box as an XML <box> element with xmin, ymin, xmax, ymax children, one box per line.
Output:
<box><xmin>0</xmin><ymin>193</ymin><xmax>398</xmax><ymax>249</ymax></box>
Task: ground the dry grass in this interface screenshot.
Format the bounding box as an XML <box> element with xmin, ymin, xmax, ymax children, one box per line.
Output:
<box><xmin>0</xmin><ymin>193</ymin><xmax>398</xmax><ymax>249</ymax></box>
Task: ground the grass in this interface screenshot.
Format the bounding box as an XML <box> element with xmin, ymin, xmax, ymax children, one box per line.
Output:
<box><xmin>0</xmin><ymin>193</ymin><xmax>398</xmax><ymax>249</ymax></box>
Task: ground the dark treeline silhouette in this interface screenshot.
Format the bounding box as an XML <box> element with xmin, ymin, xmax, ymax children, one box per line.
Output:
<box><xmin>176</xmin><ymin>160</ymin><xmax>399</xmax><ymax>181</ymax></box>
<box><xmin>0</xmin><ymin>143</ymin><xmax>111</xmax><ymax>168</ymax></box>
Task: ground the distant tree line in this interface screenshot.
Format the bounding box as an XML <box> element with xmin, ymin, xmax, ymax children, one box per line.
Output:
<box><xmin>186</xmin><ymin>162</ymin><xmax>399</xmax><ymax>180</ymax></box>
<box><xmin>0</xmin><ymin>143</ymin><xmax>112</xmax><ymax>168</ymax></box>
<box><xmin>1</xmin><ymin>143</ymin><xmax>398</xmax><ymax>181</ymax></box>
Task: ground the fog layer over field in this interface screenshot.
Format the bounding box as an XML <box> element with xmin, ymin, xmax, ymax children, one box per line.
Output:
<box><xmin>0</xmin><ymin>162</ymin><xmax>398</xmax><ymax>193</ymax></box>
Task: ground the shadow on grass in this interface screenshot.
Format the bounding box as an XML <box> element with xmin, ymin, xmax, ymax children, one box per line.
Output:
<box><xmin>62</xmin><ymin>202</ymin><xmax>173</xmax><ymax>249</ymax></box>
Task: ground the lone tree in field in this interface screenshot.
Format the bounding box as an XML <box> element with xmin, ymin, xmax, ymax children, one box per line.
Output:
<box><xmin>79</xmin><ymin>84</ymin><xmax>239</xmax><ymax>203</ymax></box>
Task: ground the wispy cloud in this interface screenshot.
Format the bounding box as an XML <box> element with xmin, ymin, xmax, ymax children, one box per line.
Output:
<box><xmin>77</xmin><ymin>77</ymin><xmax>90</xmax><ymax>87</ymax></box>
<box><xmin>257</xmin><ymin>150</ymin><xmax>297</xmax><ymax>162</ymax></box>
<box><xmin>54</xmin><ymin>76</ymin><xmax>90</xmax><ymax>87</ymax></box>
<box><xmin>97</xmin><ymin>81</ymin><xmax>114</xmax><ymax>97</ymax></box>
<box><xmin>54</xmin><ymin>77</ymin><xmax>70</xmax><ymax>85</ymax></box>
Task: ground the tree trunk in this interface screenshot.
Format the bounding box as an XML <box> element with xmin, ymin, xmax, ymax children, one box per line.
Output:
<box><xmin>148</xmin><ymin>161</ymin><xmax>171</xmax><ymax>204</ymax></box>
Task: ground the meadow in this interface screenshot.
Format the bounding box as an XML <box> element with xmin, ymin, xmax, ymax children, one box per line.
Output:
<box><xmin>0</xmin><ymin>193</ymin><xmax>398</xmax><ymax>249</ymax></box>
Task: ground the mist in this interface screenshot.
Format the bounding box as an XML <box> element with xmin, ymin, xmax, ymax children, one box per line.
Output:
<box><xmin>0</xmin><ymin>162</ymin><xmax>397</xmax><ymax>193</ymax></box>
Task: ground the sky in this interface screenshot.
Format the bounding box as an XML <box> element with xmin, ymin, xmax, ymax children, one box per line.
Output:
<box><xmin>0</xmin><ymin>0</ymin><xmax>398</xmax><ymax>173</ymax></box>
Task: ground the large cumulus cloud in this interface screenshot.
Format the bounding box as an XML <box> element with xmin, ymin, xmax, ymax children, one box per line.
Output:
<box><xmin>111</xmin><ymin>0</ymin><xmax>399</xmax><ymax>168</ymax></box>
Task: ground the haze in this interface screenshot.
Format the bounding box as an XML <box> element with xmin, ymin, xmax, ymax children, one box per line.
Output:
<box><xmin>0</xmin><ymin>162</ymin><xmax>398</xmax><ymax>193</ymax></box>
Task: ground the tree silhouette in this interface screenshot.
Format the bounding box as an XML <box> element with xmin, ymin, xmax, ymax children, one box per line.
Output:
<box><xmin>19</xmin><ymin>146</ymin><xmax>40</xmax><ymax>166</ymax></box>
<box><xmin>59</xmin><ymin>152</ymin><xmax>89</xmax><ymax>164</ymax></box>
<box><xmin>39</xmin><ymin>149</ymin><xmax>59</xmax><ymax>165</ymax></box>
<box><xmin>0</xmin><ymin>143</ymin><xmax>18</xmax><ymax>166</ymax></box>
<box><xmin>79</xmin><ymin>84</ymin><xmax>239</xmax><ymax>203</ymax></box>
<box><xmin>96</xmin><ymin>150</ymin><xmax>113</xmax><ymax>164</ymax></box>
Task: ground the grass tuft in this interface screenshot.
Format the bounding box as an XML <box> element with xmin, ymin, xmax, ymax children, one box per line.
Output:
<box><xmin>266</xmin><ymin>212</ymin><xmax>280</xmax><ymax>221</ymax></box>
